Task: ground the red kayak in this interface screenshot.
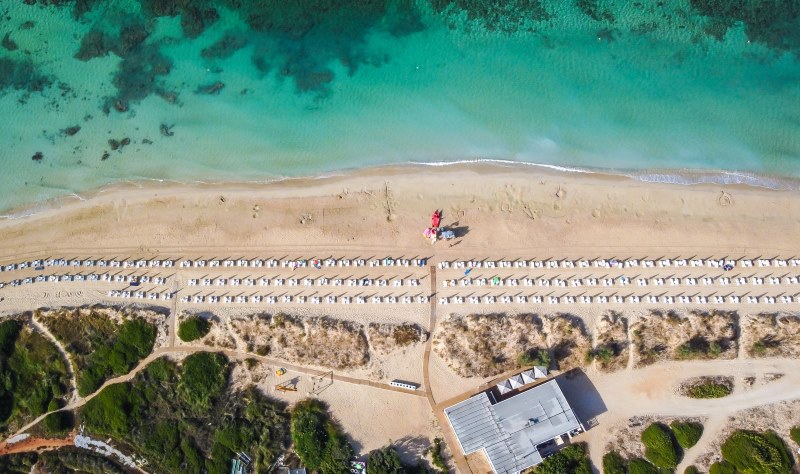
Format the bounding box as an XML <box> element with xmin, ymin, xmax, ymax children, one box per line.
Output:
<box><xmin>431</xmin><ymin>210</ymin><xmax>441</xmax><ymax>228</ymax></box>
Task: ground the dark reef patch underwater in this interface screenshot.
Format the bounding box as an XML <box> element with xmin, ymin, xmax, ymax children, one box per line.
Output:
<box><xmin>8</xmin><ymin>0</ymin><xmax>800</xmax><ymax>109</ymax></box>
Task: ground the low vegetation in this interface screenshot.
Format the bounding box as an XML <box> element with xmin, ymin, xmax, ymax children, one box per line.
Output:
<box><xmin>178</xmin><ymin>315</ymin><xmax>211</xmax><ymax>342</ymax></box>
<box><xmin>670</xmin><ymin>421</ymin><xmax>703</xmax><ymax>449</ymax></box>
<box><xmin>544</xmin><ymin>315</ymin><xmax>592</xmax><ymax>370</ymax></box>
<box><xmin>631</xmin><ymin>310</ymin><xmax>737</xmax><ymax>367</ymax></box>
<box><xmin>0</xmin><ymin>318</ymin><xmax>70</xmax><ymax>436</ymax></box>
<box><xmin>79</xmin><ymin>352</ymin><xmax>290</xmax><ymax>473</ymax></box>
<box><xmin>0</xmin><ymin>449</ymin><xmax>127</xmax><ymax>473</ymax></box>
<box><xmin>39</xmin><ymin>307</ymin><xmax>158</xmax><ymax>396</ymax></box>
<box><xmin>591</xmin><ymin>313</ymin><xmax>629</xmax><ymax>371</ymax></box>
<box><xmin>366</xmin><ymin>445</ymin><xmax>437</xmax><ymax>474</ymax></box>
<box><xmin>433</xmin><ymin>313</ymin><xmax>593</xmax><ymax>377</ymax></box>
<box><xmin>641</xmin><ymin>423</ymin><xmax>681</xmax><ymax>468</ymax></box>
<box><xmin>681</xmin><ymin>376</ymin><xmax>733</xmax><ymax>399</ymax></box>
<box><xmin>290</xmin><ymin>399</ymin><xmax>353</xmax><ymax>473</ymax></box>
<box><xmin>684</xmin><ymin>466</ymin><xmax>701</xmax><ymax>474</ymax></box>
<box><xmin>434</xmin><ymin>313</ymin><xmax>547</xmax><ymax>376</ymax></box>
<box><xmin>719</xmin><ymin>430</ymin><xmax>793</xmax><ymax>473</ymax></box>
<box><xmin>367</xmin><ymin>323</ymin><xmax>426</xmax><ymax>354</ymax></box>
<box><xmin>745</xmin><ymin>313</ymin><xmax>800</xmax><ymax>358</ymax></box>
<box><xmin>532</xmin><ymin>442</ymin><xmax>591</xmax><ymax>474</ymax></box>
<box><xmin>233</xmin><ymin>313</ymin><xmax>369</xmax><ymax>369</ymax></box>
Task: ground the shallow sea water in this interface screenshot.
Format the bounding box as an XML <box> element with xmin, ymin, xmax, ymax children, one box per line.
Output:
<box><xmin>1</xmin><ymin>0</ymin><xmax>799</xmax><ymax>212</ymax></box>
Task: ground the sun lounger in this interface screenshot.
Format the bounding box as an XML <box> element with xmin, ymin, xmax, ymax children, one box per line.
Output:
<box><xmin>581</xmin><ymin>296</ymin><xmax>592</xmax><ymax>304</ymax></box>
<box><xmin>598</xmin><ymin>296</ymin><xmax>608</xmax><ymax>304</ymax></box>
<box><xmin>342</xmin><ymin>296</ymin><xmax>352</xmax><ymax>304</ymax></box>
<box><xmin>613</xmin><ymin>296</ymin><xmax>624</xmax><ymax>303</ymax></box>
<box><xmin>647</xmin><ymin>296</ymin><xmax>658</xmax><ymax>303</ymax></box>
<box><xmin>517</xmin><ymin>296</ymin><xmax>527</xmax><ymax>303</ymax></box>
<box><xmin>501</xmin><ymin>296</ymin><xmax>511</xmax><ymax>304</ymax></box>
<box><xmin>758</xmin><ymin>259</ymin><xmax>770</xmax><ymax>267</ymax></box>
<box><xmin>751</xmin><ymin>277</ymin><xmax>763</xmax><ymax>285</ymax></box>
<box><xmin>548</xmin><ymin>296</ymin><xmax>558</xmax><ymax>304</ymax></box>
<box><xmin>747</xmin><ymin>296</ymin><xmax>758</xmax><ymax>303</ymax></box>
<box><xmin>572</xmin><ymin>279</ymin><xmax>582</xmax><ymax>287</ymax></box>
<box><xmin>357</xmin><ymin>296</ymin><xmax>366</xmax><ymax>304</ymax></box>
<box><xmin>637</xmin><ymin>278</ymin><xmax>648</xmax><ymax>286</ymax></box>
<box><xmin>625</xmin><ymin>259</ymin><xmax>639</xmax><ymax>268</ymax></box>
<box><xmin>373</xmin><ymin>296</ymin><xmax>382</xmax><ymax>304</ymax></box>
<box><xmin>288</xmin><ymin>279</ymin><xmax>298</xmax><ymax>286</ymax></box>
<box><xmin>532</xmin><ymin>296</ymin><xmax>543</xmax><ymax>303</ymax></box>
<box><xmin>402</xmin><ymin>296</ymin><xmax>412</xmax><ymax>304</ymax></box>
<box><xmin>769</xmin><ymin>277</ymin><xmax>780</xmax><ymax>285</ymax></box>
<box><xmin>781</xmin><ymin>295</ymin><xmax>792</xmax><ymax>303</ymax></box>
<box><xmin>735</xmin><ymin>277</ymin><xmax>746</xmax><ymax>285</ymax></box>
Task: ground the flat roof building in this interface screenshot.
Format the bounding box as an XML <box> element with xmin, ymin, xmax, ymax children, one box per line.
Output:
<box><xmin>444</xmin><ymin>379</ymin><xmax>583</xmax><ymax>474</ymax></box>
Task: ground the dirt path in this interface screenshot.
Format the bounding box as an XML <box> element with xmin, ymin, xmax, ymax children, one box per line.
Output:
<box><xmin>579</xmin><ymin>357</ymin><xmax>800</xmax><ymax>470</ymax></box>
<box><xmin>28</xmin><ymin>315</ymin><xmax>79</xmax><ymax>405</ymax></box>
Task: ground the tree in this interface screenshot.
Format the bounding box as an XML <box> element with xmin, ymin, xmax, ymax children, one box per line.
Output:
<box><xmin>367</xmin><ymin>446</ymin><xmax>404</xmax><ymax>474</ymax></box>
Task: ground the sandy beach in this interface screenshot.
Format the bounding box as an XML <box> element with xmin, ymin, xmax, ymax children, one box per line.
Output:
<box><xmin>2</xmin><ymin>162</ymin><xmax>800</xmax><ymax>471</ymax></box>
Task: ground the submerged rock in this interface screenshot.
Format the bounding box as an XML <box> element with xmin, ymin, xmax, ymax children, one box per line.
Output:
<box><xmin>101</xmin><ymin>151</ymin><xmax>110</xmax><ymax>161</ymax></box>
<box><xmin>32</xmin><ymin>152</ymin><xmax>43</xmax><ymax>162</ymax></box>
<box><xmin>61</xmin><ymin>125</ymin><xmax>81</xmax><ymax>136</ymax></box>
<box><xmin>142</xmin><ymin>138</ymin><xmax>153</xmax><ymax>144</ymax></box>
<box><xmin>2</xmin><ymin>32</ymin><xmax>18</xmax><ymax>51</ymax></box>
<box><xmin>195</xmin><ymin>81</ymin><xmax>225</xmax><ymax>95</ymax></box>
<box><xmin>159</xmin><ymin>123</ymin><xmax>174</xmax><ymax>137</ymax></box>
<box><xmin>201</xmin><ymin>32</ymin><xmax>248</xmax><ymax>60</ymax></box>
<box><xmin>108</xmin><ymin>139</ymin><xmax>120</xmax><ymax>150</ymax></box>
<box><xmin>74</xmin><ymin>29</ymin><xmax>115</xmax><ymax>61</ymax></box>
<box><xmin>20</xmin><ymin>21</ymin><xmax>35</xmax><ymax>30</ymax></box>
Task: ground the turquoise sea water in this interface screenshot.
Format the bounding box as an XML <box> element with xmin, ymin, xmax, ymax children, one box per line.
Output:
<box><xmin>1</xmin><ymin>0</ymin><xmax>799</xmax><ymax>213</ymax></box>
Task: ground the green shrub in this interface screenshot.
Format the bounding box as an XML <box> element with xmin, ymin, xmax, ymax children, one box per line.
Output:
<box><xmin>708</xmin><ymin>461</ymin><xmax>735</xmax><ymax>474</ymax></box>
<box><xmin>77</xmin><ymin>318</ymin><xmax>156</xmax><ymax>396</ymax></box>
<box><xmin>179</xmin><ymin>352</ymin><xmax>229</xmax><ymax>412</ymax></box>
<box><xmin>367</xmin><ymin>446</ymin><xmax>404</xmax><ymax>474</ymax></box>
<box><xmin>290</xmin><ymin>399</ymin><xmax>353</xmax><ymax>473</ymax></box>
<box><xmin>517</xmin><ymin>349</ymin><xmax>550</xmax><ymax>368</ymax></box>
<box><xmin>641</xmin><ymin>423</ymin><xmax>681</xmax><ymax>468</ymax></box>
<box><xmin>685</xmin><ymin>381</ymin><xmax>732</xmax><ymax>399</ymax></box>
<box><xmin>79</xmin><ymin>356</ymin><xmax>288</xmax><ymax>474</ymax></box>
<box><xmin>178</xmin><ymin>316</ymin><xmax>211</xmax><ymax>342</ymax></box>
<box><xmin>684</xmin><ymin>466</ymin><xmax>700</xmax><ymax>474</ymax></box>
<box><xmin>533</xmin><ymin>442</ymin><xmax>591</xmax><ymax>474</ymax></box>
<box><xmin>671</xmin><ymin>421</ymin><xmax>704</xmax><ymax>449</ymax></box>
<box><xmin>790</xmin><ymin>426</ymin><xmax>800</xmax><ymax>445</ymax></box>
<box><xmin>82</xmin><ymin>383</ymin><xmax>140</xmax><ymax>436</ymax></box>
<box><xmin>43</xmin><ymin>410</ymin><xmax>74</xmax><ymax>435</ymax></box>
<box><xmin>628</xmin><ymin>458</ymin><xmax>659</xmax><ymax>474</ymax></box>
<box><xmin>603</xmin><ymin>451</ymin><xmax>627</xmax><ymax>474</ymax></box>
<box><xmin>720</xmin><ymin>430</ymin><xmax>793</xmax><ymax>473</ymax></box>
<box><xmin>0</xmin><ymin>320</ymin><xmax>21</xmax><ymax>356</ymax></box>
<box><xmin>0</xmin><ymin>323</ymin><xmax>70</xmax><ymax>432</ymax></box>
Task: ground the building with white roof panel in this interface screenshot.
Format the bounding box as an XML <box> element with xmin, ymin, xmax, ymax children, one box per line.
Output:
<box><xmin>444</xmin><ymin>379</ymin><xmax>583</xmax><ymax>474</ymax></box>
